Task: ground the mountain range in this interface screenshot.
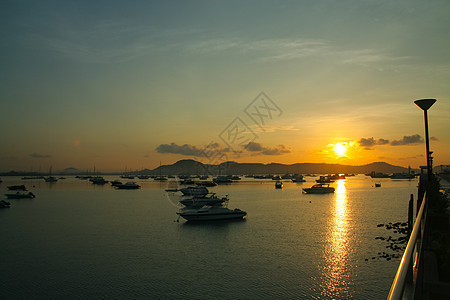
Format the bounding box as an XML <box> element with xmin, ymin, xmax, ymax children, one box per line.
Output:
<box><xmin>0</xmin><ymin>160</ymin><xmax>419</xmax><ymax>176</ymax></box>
<box><xmin>145</xmin><ymin>159</ymin><xmax>417</xmax><ymax>176</ymax></box>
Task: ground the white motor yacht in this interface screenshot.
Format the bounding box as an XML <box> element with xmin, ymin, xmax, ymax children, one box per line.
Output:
<box><xmin>179</xmin><ymin>193</ymin><xmax>227</xmax><ymax>207</ymax></box>
<box><xmin>179</xmin><ymin>186</ymin><xmax>209</xmax><ymax>196</ymax></box>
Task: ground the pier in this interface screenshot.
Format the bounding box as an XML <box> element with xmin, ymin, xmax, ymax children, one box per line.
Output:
<box><xmin>388</xmin><ymin>98</ymin><xmax>450</xmax><ymax>299</ymax></box>
<box><xmin>388</xmin><ymin>172</ymin><xmax>450</xmax><ymax>299</ymax></box>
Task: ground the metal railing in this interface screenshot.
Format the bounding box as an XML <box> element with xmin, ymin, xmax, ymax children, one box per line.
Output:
<box><xmin>387</xmin><ymin>192</ymin><xmax>427</xmax><ymax>300</ymax></box>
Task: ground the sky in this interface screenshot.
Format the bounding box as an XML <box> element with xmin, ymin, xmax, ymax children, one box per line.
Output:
<box><xmin>1</xmin><ymin>0</ymin><xmax>449</xmax><ymax>172</ymax></box>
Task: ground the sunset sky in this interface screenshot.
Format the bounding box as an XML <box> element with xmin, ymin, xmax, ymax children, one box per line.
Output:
<box><xmin>1</xmin><ymin>0</ymin><xmax>449</xmax><ymax>172</ymax></box>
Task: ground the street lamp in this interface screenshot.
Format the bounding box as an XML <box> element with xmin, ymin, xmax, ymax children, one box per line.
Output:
<box><xmin>414</xmin><ymin>98</ymin><xmax>436</xmax><ymax>178</ymax></box>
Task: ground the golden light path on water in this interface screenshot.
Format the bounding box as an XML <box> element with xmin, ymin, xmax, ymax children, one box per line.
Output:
<box><xmin>320</xmin><ymin>179</ymin><xmax>351</xmax><ymax>298</ymax></box>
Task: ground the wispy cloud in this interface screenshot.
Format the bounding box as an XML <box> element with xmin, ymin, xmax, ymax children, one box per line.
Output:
<box><xmin>155</xmin><ymin>143</ymin><xmax>204</xmax><ymax>156</ymax></box>
<box><xmin>245</xmin><ymin>142</ymin><xmax>291</xmax><ymax>155</ymax></box>
<box><xmin>30</xmin><ymin>153</ymin><xmax>52</xmax><ymax>158</ymax></box>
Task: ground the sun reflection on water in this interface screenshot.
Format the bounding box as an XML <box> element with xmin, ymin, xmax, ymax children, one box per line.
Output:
<box><xmin>320</xmin><ymin>179</ymin><xmax>351</xmax><ymax>298</ymax></box>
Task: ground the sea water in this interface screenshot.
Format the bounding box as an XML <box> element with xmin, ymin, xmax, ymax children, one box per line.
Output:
<box><xmin>0</xmin><ymin>175</ymin><xmax>417</xmax><ymax>299</ymax></box>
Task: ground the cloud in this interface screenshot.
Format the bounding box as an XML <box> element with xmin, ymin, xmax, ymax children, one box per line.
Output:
<box><xmin>358</xmin><ymin>134</ymin><xmax>424</xmax><ymax>149</ymax></box>
<box><xmin>155</xmin><ymin>143</ymin><xmax>203</xmax><ymax>156</ymax></box>
<box><xmin>390</xmin><ymin>134</ymin><xmax>423</xmax><ymax>146</ymax></box>
<box><xmin>358</xmin><ymin>137</ymin><xmax>390</xmax><ymax>149</ymax></box>
<box><xmin>30</xmin><ymin>153</ymin><xmax>52</xmax><ymax>158</ymax></box>
<box><xmin>244</xmin><ymin>142</ymin><xmax>291</xmax><ymax>155</ymax></box>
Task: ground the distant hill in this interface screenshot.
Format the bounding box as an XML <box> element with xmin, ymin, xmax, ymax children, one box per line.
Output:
<box><xmin>146</xmin><ymin>159</ymin><xmax>417</xmax><ymax>175</ymax></box>
<box><xmin>60</xmin><ymin>167</ymin><xmax>82</xmax><ymax>174</ymax></box>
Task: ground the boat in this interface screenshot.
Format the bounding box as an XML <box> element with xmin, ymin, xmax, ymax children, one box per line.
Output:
<box><xmin>44</xmin><ymin>176</ymin><xmax>58</xmax><ymax>183</ymax></box>
<box><xmin>316</xmin><ymin>176</ymin><xmax>334</xmax><ymax>183</ymax></box>
<box><xmin>0</xmin><ymin>200</ymin><xmax>11</xmax><ymax>208</ymax></box>
<box><xmin>368</xmin><ymin>172</ymin><xmax>390</xmax><ymax>178</ymax></box>
<box><xmin>177</xmin><ymin>206</ymin><xmax>247</xmax><ymax>221</ymax></box>
<box><xmin>137</xmin><ymin>175</ymin><xmax>150</xmax><ymax>179</ymax></box>
<box><xmin>275</xmin><ymin>181</ymin><xmax>283</xmax><ymax>189</ymax></box>
<box><xmin>179</xmin><ymin>178</ymin><xmax>194</xmax><ymax>185</ymax></box>
<box><xmin>115</xmin><ymin>182</ymin><xmax>141</xmax><ymax>189</ymax></box>
<box><xmin>179</xmin><ymin>186</ymin><xmax>209</xmax><ymax>197</ymax></box>
<box><xmin>179</xmin><ymin>193</ymin><xmax>228</xmax><ymax>207</ymax></box>
<box><xmin>154</xmin><ymin>176</ymin><xmax>168</xmax><ymax>181</ymax></box>
<box><xmin>5</xmin><ymin>191</ymin><xmax>36</xmax><ymax>199</ymax></box>
<box><xmin>90</xmin><ymin>177</ymin><xmax>108</xmax><ymax>185</ymax></box>
<box><xmin>390</xmin><ymin>173</ymin><xmax>415</xmax><ymax>179</ymax></box>
<box><xmin>303</xmin><ymin>183</ymin><xmax>335</xmax><ymax>194</ymax></box>
<box><xmin>329</xmin><ymin>174</ymin><xmax>346</xmax><ymax>180</ymax></box>
<box><xmin>292</xmin><ymin>174</ymin><xmax>306</xmax><ymax>182</ymax></box>
<box><xmin>196</xmin><ymin>181</ymin><xmax>217</xmax><ymax>187</ymax></box>
<box><xmin>375</xmin><ymin>183</ymin><xmax>381</xmax><ymax>187</ymax></box>
<box><xmin>45</xmin><ymin>166</ymin><xmax>58</xmax><ymax>182</ymax></box>
<box><xmin>213</xmin><ymin>176</ymin><xmax>233</xmax><ymax>184</ymax></box>
<box><xmin>110</xmin><ymin>180</ymin><xmax>123</xmax><ymax>187</ymax></box>
<box><xmin>7</xmin><ymin>185</ymin><xmax>27</xmax><ymax>191</ymax></box>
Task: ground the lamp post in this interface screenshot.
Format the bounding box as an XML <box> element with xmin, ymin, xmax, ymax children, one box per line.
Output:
<box><xmin>414</xmin><ymin>98</ymin><xmax>436</xmax><ymax>178</ymax></box>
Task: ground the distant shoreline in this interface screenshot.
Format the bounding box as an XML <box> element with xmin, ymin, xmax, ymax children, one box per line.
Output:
<box><xmin>0</xmin><ymin>159</ymin><xmax>423</xmax><ymax>176</ymax></box>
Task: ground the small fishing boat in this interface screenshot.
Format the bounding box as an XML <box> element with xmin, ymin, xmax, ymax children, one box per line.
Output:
<box><xmin>5</xmin><ymin>191</ymin><xmax>36</xmax><ymax>199</ymax></box>
<box><xmin>7</xmin><ymin>185</ymin><xmax>27</xmax><ymax>191</ymax></box>
<box><xmin>90</xmin><ymin>177</ymin><xmax>108</xmax><ymax>185</ymax></box>
<box><xmin>44</xmin><ymin>176</ymin><xmax>58</xmax><ymax>183</ymax></box>
<box><xmin>115</xmin><ymin>182</ymin><xmax>141</xmax><ymax>189</ymax></box>
<box><xmin>110</xmin><ymin>180</ymin><xmax>123</xmax><ymax>187</ymax></box>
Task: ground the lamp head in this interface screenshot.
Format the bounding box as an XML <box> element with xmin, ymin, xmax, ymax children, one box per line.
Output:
<box><xmin>414</xmin><ymin>99</ymin><xmax>436</xmax><ymax>111</ymax></box>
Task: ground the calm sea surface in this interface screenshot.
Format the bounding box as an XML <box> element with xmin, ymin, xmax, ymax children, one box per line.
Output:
<box><xmin>0</xmin><ymin>175</ymin><xmax>418</xmax><ymax>299</ymax></box>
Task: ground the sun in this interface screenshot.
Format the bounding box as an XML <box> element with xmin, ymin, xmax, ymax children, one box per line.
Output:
<box><xmin>333</xmin><ymin>142</ymin><xmax>348</xmax><ymax>157</ymax></box>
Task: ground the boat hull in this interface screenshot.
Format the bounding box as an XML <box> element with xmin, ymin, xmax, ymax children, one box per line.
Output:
<box><xmin>5</xmin><ymin>193</ymin><xmax>35</xmax><ymax>199</ymax></box>
<box><xmin>178</xmin><ymin>210</ymin><xmax>247</xmax><ymax>221</ymax></box>
<box><xmin>302</xmin><ymin>188</ymin><xmax>335</xmax><ymax>194</ymax></box>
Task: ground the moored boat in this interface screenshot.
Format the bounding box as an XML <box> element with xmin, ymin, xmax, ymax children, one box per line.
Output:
<box><xmin>7</xmin><ymin>185</ymin><xmax>27</xmax><ymax>191</ymax></box>
<box><xmin>90</xmin><ymin>177</ymin><xmax>108</xmax><ymax>185</ymax></box>
<box><xmin>303</xmin><ymin>183</ymin><xmax>335</xmax><ymax>194</ymax></box>
<box><xmin>44</xmin><ymin>176</ymin><xmax>58</xmax><ymax>183</ymax></box>
<box><xmin>179</xmin><ymin>186</ymin><xmax>209</xmax><ymax>197</ymax></box>
<box><xmin>0</xmin><ymin>200</ymin><xmax>11</xmax><ymax>208</ymax></box>
<box><xmin>110</xmin><ymin>180</ymin><xmax>123</xmax><ymax>187</ymax></box>
<box><xmin>5</xmin><ymin>191</ymin><xmax>36</xmax><ymax>199</ymax></box>
<box><xmin>316</xmin><ymin>176</ymin><xmax>334</xmax><ymax>183</ymax></box>
<box><xmin>179</xmin><ymin>193</ymin><xmax>228</xmax><ymax>207</ymax></box>
<box><xmin>115</xmin><ymin>182</ymin><xmax>141</xmax><ymax>189</ymax></box>
<box><xmin>177</xmin><ymin>206</ymin><xmax>247</xmax><ymax>221</ymax></box>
